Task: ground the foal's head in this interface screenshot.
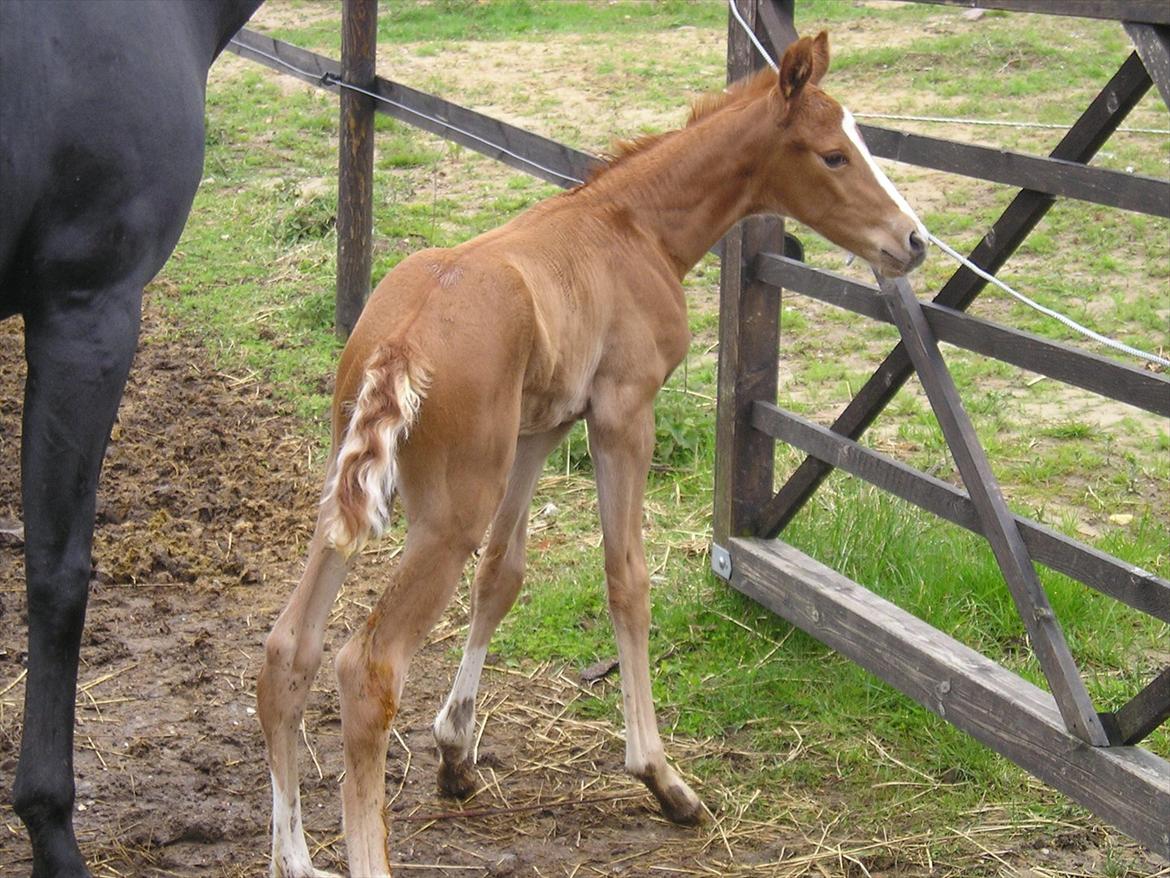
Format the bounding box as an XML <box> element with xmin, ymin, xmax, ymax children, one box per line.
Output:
<box><xmin>750</xmin><ymin>32</ymin><xmax>927</xmax><ymax>277</ymax></box>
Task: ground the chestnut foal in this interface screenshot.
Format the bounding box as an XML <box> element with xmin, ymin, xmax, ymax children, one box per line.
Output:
<box><xmin>259</xmin><ymin>33</ymin><xmax>925</xmax><ymax>877</ymax></box>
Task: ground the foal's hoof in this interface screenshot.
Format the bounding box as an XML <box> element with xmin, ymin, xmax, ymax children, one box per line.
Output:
<box><xmin>638</xmin><ymin>773</ymin><xmax>705</xmax><ymax>826</ymax></box>
<box><xmin>653</xmin><ymin>784</ymin><xmax>705</xmax><ymax>826</ymax></box>
<box><xmin>436</xmin><ymin>756</ymin><xmax>478</xmax><ymax>800</ymax></box>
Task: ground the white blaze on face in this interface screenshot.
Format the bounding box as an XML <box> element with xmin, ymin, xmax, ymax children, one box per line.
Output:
<box><xmin>840</xmin><ymin>108</ymin><xmax>928</xmax><ymax>241</ymax></box>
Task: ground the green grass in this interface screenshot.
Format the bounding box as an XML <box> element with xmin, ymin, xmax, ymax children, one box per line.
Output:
<box><xmin>161</xmin><ymin>1</ymin><xmax>1170</xmax><ymax>867</ymax></box>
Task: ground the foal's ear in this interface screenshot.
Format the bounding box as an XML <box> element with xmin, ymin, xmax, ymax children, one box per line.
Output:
<box><xmin>778</xmin><ymin>31</ymin><xmax>830</xmax><ymax>102</ymax></box>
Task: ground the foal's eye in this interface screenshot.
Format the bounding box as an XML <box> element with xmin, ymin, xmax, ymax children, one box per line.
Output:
<box><xmin>822</xmin><ymin>152</ymin><xmax>848</xmax><ymax>169</ymax></box>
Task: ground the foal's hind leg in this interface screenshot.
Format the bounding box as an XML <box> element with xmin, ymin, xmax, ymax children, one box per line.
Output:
<box><xmin>258</xmin><ymin>482</ymin><xmax>350</xmax><ymax>878</ymax></box>
<box><xmin>433</xmin><ymin>426</ymin><xmax>570</xmax><ymax>797</ymax></box>
<box><xmin>15</xmin><ymin>291</ymin><xmax>142</xmax><ymax>878</ymax></box>
<box><xmin>587</xmin><ymin>395</ymin><xmax>703</xmax><ymax>825</ymax></box>
<box><xmin>335</xmin><ymin>454</ymin><xmax>509</xmax><ymax>877</ymax></box>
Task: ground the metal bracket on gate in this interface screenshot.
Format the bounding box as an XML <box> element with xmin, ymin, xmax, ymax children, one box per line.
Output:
<box><xmin>711</xmin><ymin>543</ymin><xmax>733</xmax><ymax>581</ymax></box>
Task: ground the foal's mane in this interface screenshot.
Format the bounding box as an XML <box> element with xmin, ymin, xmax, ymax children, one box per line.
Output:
<box><xmin>585</xmin><ymin>68</ymin><xmax>777</xmax><ymax>185</ymax></box>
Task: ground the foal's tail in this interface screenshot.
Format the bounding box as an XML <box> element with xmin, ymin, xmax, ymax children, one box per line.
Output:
<box><xmin>321</xmin><ymin>343</ymin><xmax>430</xmax><ymax>558</ymax></box>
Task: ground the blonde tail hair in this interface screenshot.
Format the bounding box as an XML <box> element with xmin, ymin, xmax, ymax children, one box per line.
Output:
<box><xmin>321</xmin><ymin>344</ymin><xmax>428</xmax><ymax>557</ymax></box>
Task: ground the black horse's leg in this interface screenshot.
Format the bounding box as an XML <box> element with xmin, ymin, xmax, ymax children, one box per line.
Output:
<box><xmin>13</xmin><ymin>286</ymin><xmax>142</xmax><ymax>878</ymax></box>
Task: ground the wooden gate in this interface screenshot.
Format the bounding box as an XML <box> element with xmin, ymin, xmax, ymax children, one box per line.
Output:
<box><xmin>228</xmin><ymin>0</ymin><xmax>1169</xmax><ymax>856</ymax></box>
<box><xmin>713</xmin><ymin>0</ymin><xmax>1169</xmax><ymax>857</ymax></box>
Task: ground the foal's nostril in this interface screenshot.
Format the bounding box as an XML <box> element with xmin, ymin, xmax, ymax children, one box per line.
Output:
<box><xmin>908</xmin><ymin>230</ymin><xmax>926</xmax><ymax>257</ymax></box>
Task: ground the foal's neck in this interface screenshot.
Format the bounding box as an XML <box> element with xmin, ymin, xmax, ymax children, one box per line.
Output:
<box><xmin>587</xmin><ymin>96</ymin><xmax>774</xmax><ymax>279</ymax></box>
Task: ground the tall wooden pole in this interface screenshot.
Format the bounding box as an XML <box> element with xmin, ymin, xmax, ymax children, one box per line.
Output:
<box><xmin>712</xmin><ymin>0</ymin><xmax>794</xmax><ymax>549</ymax></box>
<box><xmin>336</xmin><ymin>0</ymin><xmax>377</xmax><ymax>338</ymax></box>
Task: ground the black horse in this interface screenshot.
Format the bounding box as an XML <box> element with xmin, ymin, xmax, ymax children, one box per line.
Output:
<box><xmin>0</xmin><ymin>2</ymin><xmax>263</xmax><ymax>874</ymax></box>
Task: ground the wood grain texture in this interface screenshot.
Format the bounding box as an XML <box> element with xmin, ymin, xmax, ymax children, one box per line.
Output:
<box><xmin>914</xmin><ymin>0</ymin><xmax>1170</xmax><ymax>26</ymax></box>
<box><xmin>860</xmin><ymin>125</ymin><xmax>1169</xmax><ymax>218</ymax></box>
<box><xmin>336</xmin><ymin>0</ymin><xmax>377</xmax><ymax>337</ymax></box>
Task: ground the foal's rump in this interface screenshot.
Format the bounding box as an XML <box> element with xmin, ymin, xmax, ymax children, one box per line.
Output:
<box><xmin>322</xmin><ymin>248</ymin><xmax>537</xmax><ymax>555</ymax></box>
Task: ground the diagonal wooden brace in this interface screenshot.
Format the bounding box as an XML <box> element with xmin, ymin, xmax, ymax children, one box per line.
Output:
<box><xmin>1124</xmin><ymin>21</ymin><xmax>1170</xmax><ymax>107</ymax></box>
<box><xmin>880</xmin><ymin>274</ymin><xmax>1110</xmax><ymax>747</ymax></box>
<box><xmin>1099</xmin><ymin>665</ymin><xmax>1170</xmax><ymax>746</ymax></box>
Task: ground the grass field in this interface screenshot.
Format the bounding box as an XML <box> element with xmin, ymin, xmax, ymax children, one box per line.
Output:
<box><xmin>163</xmin><ymin>1</ymin><xmax>1167</xmax><ymax>873</ymax></box>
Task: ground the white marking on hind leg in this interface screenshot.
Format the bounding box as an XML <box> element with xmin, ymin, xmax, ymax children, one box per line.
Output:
<box><xmin>270</xmin><ymin>772</ymin><xmax>339</xmax><ymax>878</ymax></box>
<box><xmin>434</xmin><ymin>643</ymin><xmax>488</xmax><ymax>755</ymax></box>
<box><xmin>434</xmin><ymin>643</ymin><xmax>491</xmax><ymax>799</ymax></box>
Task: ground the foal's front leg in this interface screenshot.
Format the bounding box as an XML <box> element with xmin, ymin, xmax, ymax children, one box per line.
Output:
<box><xmin>587</xmin><ymin>397</ymin><xmax>703</xmax><ymax>825</ymax></box>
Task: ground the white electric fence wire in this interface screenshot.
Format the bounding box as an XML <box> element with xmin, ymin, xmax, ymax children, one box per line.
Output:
<box><xmin>851</xmin><ymin>112</ymin><xmax>1168</xmax><ymax>136</ymax></box>
<box><xmin>727</xmin><ymin>0</ymin><xmax>780</xmax><ymax>71</ymax></box>
<box><xmin>726</xmin><ymin>0</ymin><xmax>1169</xmax><ymax>369</ymax></box>
<box><xmin>927</xmin><ymin>233</ymin><xmax>1170</xmax><ymax>367</ymax></box>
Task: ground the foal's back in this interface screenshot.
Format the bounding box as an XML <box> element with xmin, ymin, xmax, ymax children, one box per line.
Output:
<box><xmin>333</xmin><ymin>188</ymin><xmax>686</xmax><ymax>448</ymax></box>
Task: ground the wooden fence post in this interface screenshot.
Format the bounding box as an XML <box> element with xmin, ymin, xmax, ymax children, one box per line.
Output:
<box><xmin>714</xmin><ymin>216</ymin><xmax>784</xmax><ymax>550</ymax></box>
<box><xmin>336</xmin><ymin>0</ymin><xmax>377</xmax><ymax>338</ymax></box>
<box><xmin>713</xmin><ymin>1</ymin><xmax>794</xmax><ymax>558</ymax></box>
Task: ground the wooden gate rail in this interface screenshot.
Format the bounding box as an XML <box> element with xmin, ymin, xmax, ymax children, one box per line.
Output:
<box><xmin>750</xmin><ymin>402</ymin><xmax>1170</xmax><ymax>623</ymax></box>
<box><xmin>857</xmin><ymin>124</ymin><xmax>1169</xmax><ymax>217</ymax></box>
<box><xmin>227</xmin><ymin>28</ymin><xmax>597</xmax><ymax>189</ymax></box>
<box><xmin>919</xmin><ymin>1</ymin><xmax>1170</xmax><ymax>27</ymax></box>
<box><xmin>715</xmin><ymin>0</ymin><xmax>1170</xmax><ymax>856</ymax></box>
<box><xmin>756</xmin><ymin>255</ymin><xmax>1170</xmax><ymax>417</ymax></box>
